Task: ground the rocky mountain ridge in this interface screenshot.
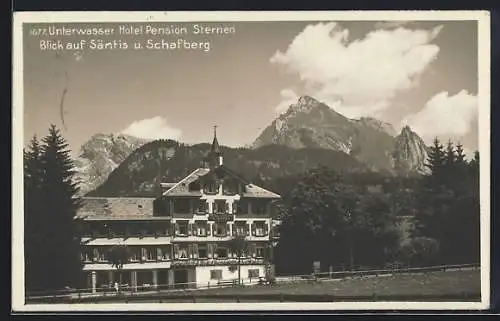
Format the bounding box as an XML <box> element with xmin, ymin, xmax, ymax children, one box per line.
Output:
<box><xmin>73</xmin><ymin>133</ymin><xmax>150</xmax><ymax>195</ymax></box>
<box><xmin>252</xmin><ymin>95</ymin><xmax>428</xmax><ymax>173</ymax></box>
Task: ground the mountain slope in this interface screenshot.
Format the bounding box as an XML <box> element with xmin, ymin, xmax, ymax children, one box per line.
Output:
<box><xmin>87</xmin><ymin>139</ymin><xmax>369</xmax><ymax>197</ymax></box>
<box><xmin>252</xmin><ymin>96</ymin><xmax>398</xmax><ymax>171</ymax></box>
<box><xmin>392</xmin><ymin>125</ymin><xmax>430</xmax><ymax>175</ymax></box>
<box><xmin>73</xmin><ymin>133</ymin><xmax>149</xmax><ymax>195</ymax></box>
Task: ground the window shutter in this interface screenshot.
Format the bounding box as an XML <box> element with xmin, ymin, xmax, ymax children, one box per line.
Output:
<box><xmin>141</xmin><ymin>248</ymin><xmax>147</xmax><ymax>262</ymax></box>
<box><xmin>246</xmin><ymin>225</ymin><xmax>250</xmax><ymax>236</ymax></box>
<box><xmin>212</xmin><ymin>224</ymin><xmax>216</xmax><ymax>236</ymax></box>
<box><xmin>187</xmin><ymin>244</ymin><xmax>193</xmax><ymax>258</ymax></box>
<box><xmin>251</xmin><ymin>224</ymin><xmax>256</xmax><ymax>236</ymax></box>
<box><xmin>225</xmin><ymin>202</ymin><xmax>229</xmax><ymax>213</ymax></box>
<box><xmin>213</xmin><ymin>244</ymin><xmax>218</xmax><ymax>258</ymax></box>
<box><xmin>157</xmin><ymin>248</ymin><xmax>162</xmax><ymax>260</ymax></box>
<box><xmin>207</xmin><ymin>244</ymin><xmax>213</xmax><ymax>258</ymax></box>
<box><xmin>175</xmin><ymin>223</ymin><xmax>179</xmax><ymax>235</ymax></box>
<box><xmin>93</xmin><ymin>248</ymin><xmax>99</xmax><ymax>262</ymax></box>
<box><xmin>251</xmin><ymin>244</ymin><xmax>257</xmax><ymax>257</ymax></box>
<box><xmin>192</xmin><ymin>244</ymin><xmax>199</xmax><ymax>258</ymax></box>
<box><xmin>188</xmin><ymin>223</ymin><xmax>193</xmax><ymax>236</ymax></box>
<box><xmin>173</xmin><ymin>245</ymin><xmax>179</xmax><ymax>259</ymax></box>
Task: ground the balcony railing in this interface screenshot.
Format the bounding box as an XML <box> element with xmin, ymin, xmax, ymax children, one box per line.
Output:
<box><xmin>171</xmin><ymin>257</ymin><xmax>265</xmax><ymax>267</ymax></box>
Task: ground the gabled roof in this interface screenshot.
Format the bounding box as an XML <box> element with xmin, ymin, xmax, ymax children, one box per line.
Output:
<box><xmin>197</xmin><ymin>165</ymin><xmax>250</xmax><ymax>185</ymax></box>
<box><xmin>167</xmin><ymin>165</ymin><xmax>281</xmax><ymax>199</ymax></box>
<box><xmin>75</xmin><ymin>197</ymin><xmax>155</xmax><ymax>220</ymax></box>
<box><xmin>162</xmin><ymin>168</ymin><xmax>211</xmax><ymax>197</ymax></box>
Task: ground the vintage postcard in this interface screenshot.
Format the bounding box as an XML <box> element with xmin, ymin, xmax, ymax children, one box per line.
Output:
<box><xmin>12</xmin><ymin>11</ymin><xmax>491</xmax><ymax>312</ymax></box>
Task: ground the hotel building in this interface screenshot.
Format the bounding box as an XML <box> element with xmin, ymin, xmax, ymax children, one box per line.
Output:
<box><xmin>76</xmin><ymin>130</ymin><xmax>281</xmax><ymax>293</ymax></box>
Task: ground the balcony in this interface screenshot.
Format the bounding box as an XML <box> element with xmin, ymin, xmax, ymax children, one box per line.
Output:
<box><xmin>81</xmin><ymin>236</ymin><xmax>172</xmax><ymax>246</ymax></box>
<box><xmin>208</xmin><ymin>213</ymin><xmax>234</xmax><ymax>222</ymax></box>
<box><xmin>171</xmin><ymin>257</ymin><xmax>265</xmax><ymax>267</ymax></box>
<box><xmin>82</xmin><ymin>261</ymin><xmax>172</xmax><ymax>271</ymax></box>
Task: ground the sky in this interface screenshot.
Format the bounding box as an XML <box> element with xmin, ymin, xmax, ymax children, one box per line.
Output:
<box><xmin>22</xmin><ymin>20</ymin><xmax>479</xmax><ymax>156</ymax></box>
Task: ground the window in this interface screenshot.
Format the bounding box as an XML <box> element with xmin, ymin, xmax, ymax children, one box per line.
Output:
<box><xmin>194</xmin><ymin>221</ymin><xmax>207</xmax><ymax>236</ymax></box>
<box><xmin>256</xmin><ymin>247</ymin><xmax>265</xmax><ymax>258</ymax></box>
<box><xmin>223</xmin><ymin>181</ymin><xmax>238</xmax><ymax>195</ymax></box>
<box><xmin>252</xmin><ymin>201</ymin><xmax>267</xmax><ymax>215</ymax></box>
<box><xmin>176</xmin><ymin>221</ymin><xmax>189</xmax><ymax>236</ymax></box>
<box><xmin>214</xmin><ymin>223</ymin><xmax>227</xmax><ymax>237</ymax></box>
<box><xmin>213</xmin><ymin>200</ymin><xmax>227</xmax><ymax>214</ymax></box>
<box><xmin>82</xmin><ymin>249</ymin><xmax>93</xmax><ymax>262</ymax></box>
<box><xmin>92</xmin><ymin>247</ymin><xmax>106</xmax><ymax>262</ymax></box>
<box><xmin>215</xmin><ymin>247</ymin><xmax>228</xmax><ymax>258</ymax></box>
<box><xmin>248</xmin><ymin>269</ymin><xmax>260</xmax><ymax>278</ymax></box>
<box><xmin>129</xmin><ymin>247</ymin><xmax>140</xmax><ymax>262</ymax></box>
<box><xmin>198</xmin><ymin>244</ymin><xmax>207</xmax><ymax>259</ymax></box>
<box><xmin>173</xmin><ymin>199</ymin><xmax>191</xmax><ymax>214</ymax></box>
<box><xmin>153</xmin><ymin>199</ymin><xmax>170</xmax><ymax>216</ymax></box>
<box><xmin>205</xmin><ymin>181</ymin><xmax>218</xmax><ymax>194</ymax></box>
<box><xmin>234</xmin><ymin>222</ymin><xmax>248</xmax><ymax>236</ymax></box>
<box><xmin>238</xmin><ymin>200</ymin><xmax>249</xmax><ymax>214</ymax></box>
<box><xmin>157</xmin><ymin>247</ymin><xmax>170</xmax><ymax>261</ymax></box>
<box><xmin>210</xmin><ymin>269</ymin><xmax>222</xmax><ymax>280</ymax></box>
<box><xmin>189</xmin><ymin>181</ymin><xmax>201</xmax><ymax>192</ymax></box>
<box><xmin>195</xmin><ymin>200</ymin><xmax>207</xmax><ymax>214</ymax></box>
<box><xmin>144</xmin><ymin>247</ymin><xmax>156</xmax><ymax>261</ymax></box>
<box><xmin>174</xmin><ymin>244</ymin><xmax>189</xmax><ymax>259</ymax></box>
<box><xmin>253</xmin><ymin>222</ymin><xmax>268</xmax><ymax>237</ymax></box>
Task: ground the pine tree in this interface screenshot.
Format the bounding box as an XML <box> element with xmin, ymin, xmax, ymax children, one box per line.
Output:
<box><xmin>455</xmin><ymin>142</ymin><xmax>467</xmax><ymax>164</ymax></box>
<box><xmin>425</xmin><ymin>137</ymin><xmax>446</xmax><ymax>179</ymax></box>
<box><xmin>24</xmin><ymin>135</ymin><xmax>45</xmax><ymax>292</ymax></box>
<box><xmin>35</xmin><ymin>125</ymin><xmax>82</xmax><ymax>291</ymax></box>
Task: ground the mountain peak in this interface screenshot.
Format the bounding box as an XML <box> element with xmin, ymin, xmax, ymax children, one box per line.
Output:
<box><xmin>287</xmin><ymin>95</ymin><xmax>322</xmax><ymax>114</ymax></box>
<box><xmin>393</xmin><ymin>125</ymin><xmax>430</xmax><ymax>175</ymax></box>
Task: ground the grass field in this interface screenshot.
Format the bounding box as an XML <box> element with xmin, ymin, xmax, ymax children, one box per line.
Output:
<box><xmin>187</xmin><ymin>269</ymin><xmax>481</xmax><ymax>297</ymax></box>
<box><xmin>86</xmin><ymin>269</ymin><xmax>481</xmax><ymax>303</ymax></box>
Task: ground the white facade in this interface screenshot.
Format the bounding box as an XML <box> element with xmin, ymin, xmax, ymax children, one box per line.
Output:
<box><xmin>194</xmin><ymin>264</ymin><xmax>265</xmax><ymax>287</ymax></box>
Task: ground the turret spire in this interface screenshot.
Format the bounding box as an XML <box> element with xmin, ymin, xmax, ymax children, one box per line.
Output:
<box><xmin>209</xmin><ymin>125</ymin><xmax>223</xmax><ymax>167</ymax></box>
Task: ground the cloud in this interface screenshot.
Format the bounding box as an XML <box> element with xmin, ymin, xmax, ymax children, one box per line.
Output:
<box><xmin>270</xmin><ymin>22</ymin><xmax>443</xmax><ymax>117</ymax></box>
<box><xmin>404</xmin><ymin>90</ymin><xmax>478</xmax><ymax>143</ymax></box>
<box><xmin>275</xmin><ymin>88</ymin><xmax>300</xmax><ymax>113</ymax></box>
<box><xmin>121</xmin><ymin>116</ymin><xmax>182</xmax><ymax>140</ymax></box>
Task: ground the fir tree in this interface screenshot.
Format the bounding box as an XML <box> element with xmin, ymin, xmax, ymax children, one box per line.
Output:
<box><xmin>25</xmin><ymin>125</ymin><xmax>83</xmax><ymax>292</ymax></box>
<box><xmin>24</xmin><ymin>135</ymin><xmax>45</xmax><ymax>292</ymax></box>
<box><xmin>424</xmin><ymin>137</ymin><xmax>446</xmax><ymax>179</ymax></box>
<box><xmin>444</xmin><ymin>140</ymin><xmax>456</xmax><ymax>167</ymax></box>
<box><xmin>455</xmin><ymin>142</ymin><xmax>467</xmax><ymax>164</ymax></box>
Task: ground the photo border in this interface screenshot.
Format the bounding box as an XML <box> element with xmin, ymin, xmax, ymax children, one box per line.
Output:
<box><xmin>11</xmin><ymin>10</ymin><xmax>491</xmax><ymax>312</ymax></box>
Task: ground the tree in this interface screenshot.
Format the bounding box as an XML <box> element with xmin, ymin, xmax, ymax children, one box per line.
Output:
<box><xmin>24</xmin><ymin>135</ymin><xmax>45</xmax><ymax>291</ymax></box>
<box><xmin>107</xmin><ymin>245</ymin><xmax>129</xmax><ymax>293</ymax></box>
<box><xmin>24</xmin><ymin>125</ymin><xmax>82</xmax><ymax>292</ymax></box>
<box><xmin>274</xmin><ymin>166</ymin><xmax>400</xmax><ymax>274</ymax></box>
<box><xmin>227</xmin><ymin>235</ymin><xmax>249</xmax><ymax>285</ymax></box>
<box><xmin>414</xmin><ymin>138</ymin><xmax>481</xmax><ymax>265</ymax></box>
<box><xmin>425</xmin><ymin>137</ymin><xmax>446</xmax><ymax>180</ymax></box>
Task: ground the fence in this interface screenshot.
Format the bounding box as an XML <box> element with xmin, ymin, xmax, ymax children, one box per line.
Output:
<box><xmin>275</xmin><ymin>263</ymin><xmax>479</xmax><ymax>283</ymax></box>
<box><xmin>25</xmin><ymin>263</ymin><xmax>480</xmax><ymax>304</ymax></box>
